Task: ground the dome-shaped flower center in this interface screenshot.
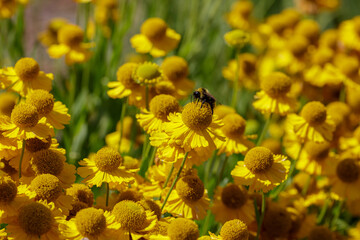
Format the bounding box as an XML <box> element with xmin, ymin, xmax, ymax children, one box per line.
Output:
<box><xmin>221</xmin><ymin>113</ymin><xmax>246</xmax><ymax>139</ymax></box>
<box><xmin>301</xmin><ymin>101</ymin><xmax>327</xmax><ymax>125</ymax></box>
<box><xmin>75</xmin><ymin>208</ymin><xmax>106</xmax><ymax>238</ymax></box>
<box><xmin>14</xmin><ymin>58</ymin><xmax>40</xmax><ymax>81</ymax></box>
<box><xmin>176</xmin><ymin>176</ymin><xmax>204</xmax><ymax>202</ymax></box>
<box><xmin>116</xmin><ymin>63</ymin><xmax>138</xmax><ymax>88</ymax></box>
<box><xmin>11</xmin><ymin>103</ymin><xmax>39</xmax><ymax>128</ymax></box>
<box><xmin>182</xmin><ymin>102</ymin><xmax>213</xmax><ymax>131</ymax></box>
<box><xmin>94</xmin><ymin>147</ymin><xmax>122</xmax><ymax>172</ymax></box>
<box><xmin>134</xmin><ymin>62</ymin><xmax>163</xmax><ymax>85</ymax></box>
<box><xmin>18</xmin><ymin>202</ymin><xmax>53</xmax><ymax>236</ymax></box>
<box><xmin>0</xmin><ymin>177</ymin><xmax>17</xmax><ymax>203</ymax></box>
<box><xmin>263</xmin><ymin>206</ymin><xmax>292</xmax><ymax>238</ymax></box>
<box><xmin>149</xmin><ymin>94</ymin><xmax>180</xmax><ymax>121</ymax></box>
<box><xmin>112</xmin><ymin>200</ymin><xmax>146</xmax><ymax>231</ymax></box>
<box><xmin>123</xmin><ymin>156</ymin><xmax>139</xmax><ymax>169</ymax></box>
<box><xmin>221</xmin><ymin>184</ymin><xmax>248</xmax><ymax>209</ymax></box>
<box><xmin>0</xmin><ymin>93</ymin><xmax>16</xmax><ymax>116</ymax></box>
<box><xmin>26</xmin><ymin>90</ymin><xmax>55</xmax><ymax>115</ymax></box>
<box><xmin>48</xmin><ymin>18</ymin><xmax>68</xmax><ymax>34</ymax></box>
<box><xmin>304</xmin><ymin>141</ymin><xmax>330</xmax><ymax>161</ymax></box>
<box><xmin>327</xmin><ymin>101</ymin><xmax>350</xmax><ymax>126</ymax></box>
<box><xmin>261</xmin><ymin>72</ymin><xmax>291</xmax><ymax>98</ymax></box>
<box><xmin>58</xmin><ymin>24</ymin><xmax>84</xmax><ymax>47</ymax></box>
<box><xmin>295</xmin><ymin>19</ymin><xmax>320</xmax><ymax>43</ymax></box>
<box><xmin>244</xmin><ymin>147</ymin><xmax>274</xmax><ymax>173</ymax></box>
<box><xmin>241</xmin><ymin>54</ymin><xmax>256</xmax><ymax>75</ymax></box>
<box><xmin>220</xmin><ymin>219</ymin><xmax>249</xmax><ymax>240</ymax></box>
<box><xmin>162</xmin><ymin>56</ymin><xmax>189</xmax><ymax>81</ymax></box>
<box><xmin>66</xmin><ymin>184</ymin><xmax>94</xmax><ymax>207</ymax></box>
<box><xmin>138</xmin><ymin>199</ymin><xmax>161</xmax><ymax>220</ymax></box>
<box><xmin>214</xmin><ymin>105</ymin><xmax>236</xmax><ymax>119</ymax></box>
<box><xmin>117</xmin><ymin>189</ymin><xmax>142</xmax><ymax>202</ymax></box>
<box><xmin>140</xmin><ymin>18</ymin><xmax>167</xmax><ymax>41</ymax></box>
<box><xmin>32</xmin><ymin>149</ymin><xmax>64</xmax><ymax>176</ymax></box>
<box><xmin>68</xmin><ymin>201</ymin><xmax>88</xmax><ymax>220</ymax></box>
<box><xmin>336</xmin><ymin>159</ymin><xmax>359</xmax><ymax>183</ymax></box>
<box><xmin>308</xmin><ymin>226</ymin><xmax>334</xmax><ymax>240</ymax></box>
<box><xmin>261</xmin><ymin>139</ymin><xmax>282</xmax><ymax>155</ymax></box>
<box><xmin>235</xmin><ymin>1</ymin><xmax>253</xmax><ymax>17</ymax></box>
<box><xmin>267</xmin><ymin>15</ymin><xmax>287</xmax><ymax>34</ymax></box>
<box><xmin>167</xmin><ymin>218</ymin><xmax>199</xmax><ymax>240</ymax></box>
<box><xmin>31</xmin><ymin>174</ymin><xmax>62</xmax><ymax>202</ymax></box>
<box><xmin>25</xmin><ymin>136</ymin><xmax>52</xmax><ymax>153</ymax></box>
<box><xmin>224</xmin><ymin>29</ymin><xmax>250</xmax><ymax>48</ymax></box>
<box><xmin>320</xmin><ymin>30</ymin><xmax>337</xmax><ymax>49</ymax></box>
<box><xmin>288</xmin><ymin>36</ymin><xmax>309</xmax><ymax>58</ymax></box>
<box><xmin>312</xmin><ymin>47</ymin><xmax>334</xmax><ymax>66</ymax></box>
<box><xmin>153</xmin><ymin>80</ymin><xmax>176</xmax><ymax>95</ymax></box>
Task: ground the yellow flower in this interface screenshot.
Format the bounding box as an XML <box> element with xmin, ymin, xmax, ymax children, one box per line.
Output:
<box><xmin>287</xmin><ymin>101</ymin><xmax>335</xmax><ymax>143</ymax></box>
<box><xmin>213</xmin><ymin>105</ymin><xmax>236</xmax><ymax>119</ymax></box>
<box><xmin>349</xmin><ymin>222</ymin><xmax>360</xmax><ymax>240</ymax></box>
<box><xmin>262</xmin><ymin>203</ymin><xmax>292</xmax><ymax>239</ymax></box>
<box><xmin>0</xmin><ymin>92</ymin><xmax>16</xmax><ymax>116</ymax></box>
<box><xmin>210</xmin><ymin>219</ymin><xmax>249</xmax><ymax>240</ymax></box>
<box><xmin>1</xmin><ymin>58</ymin><xmax>53</xmax><ymax>96</ymax></box>
<box><xmin>66</xmin><ymin>183</ymin><xmax>94</xmax><ymax>207</ymax></box>
<box><xmin>77</xmin><ymin>147</ymin><xmax>135</xmax><ymax>187</ymax></box>
<box><xmin>295</xmin><ymin>0</ymin><xmax>339</xmax><ymax>14</ymax></box>
<box><xmin>339</xmin><ymin>16</ymin><xmax>360</xmax><ymax>52</ymax></box>
<box><xmin>38</xmin><ymin>18</ymin><xmax>69</xmax><ymax>47</ymax></box>
<box><xmin>339</xmin><ymin>126</ymin><xmax>360</xmax><ymax>158</ymax></box>
<box><xmin>59</xmin><ymin>207</ymin><xmax>121</xmax><ymax>240</ymax></box>
<box><xmin>163</xmin><ymin>175</ymin><xmax>209</xmax><ymax>220</ymax></box>
<box><xmin>225</xmin><ymin>0</ymin><xmax>253</xmax><ymax>30</ymax></box>
<box><xmin>130</xmin><ymin>18</ymin><xmax>181</xmax><ymax>57</ymax></box>
<box><xmin>133</xmin><ymin>62</ymin><xmax>164</xmax><ymax>86</ymax></box>
<box><xmin>307</xmin><ymin>226</ymin><xmax>335</xmax><ymax>240</ymax></box>
<box><xmin>231</xmin><ymin>147</ymin><xmax>290</xmax><ymax>192</ymax></box>
<box><xmin>167</xmin><ymin>218</ymin><xmax>199</xmax><ymax>240</ymax></box>
<box><xmin>94</xmin><ymin>0</ymin><xmax>118</xmax><ymax>37</ymax></box>
<box><xmin>294</xmin><ymin>19</ymin><xmax>320</xmax><ymax>45</ymax></box>
<box><xmin>48</xmin><ymin>24</ymin><xmax>93</xmax><ymax>65</ymax></box>
<box><xmin>253</xmin><ymin>72</ymin><xmax>297</xmax><ymax>116</ymax></box>
<box><xmin>0</xmin><ymin>0</ymin><xmax>17</xmax><ymax>18</ymax></box>
<box><xmin>224</xmin><ymin>29</ymin><xmax>250</xmax><ymax>49</ymax></box>
<box><xmin>136</xmin><ymin>94</ymin><xmax>180</xmax><ymax>134</ymax></box>
<box><xmin>211</xmin><ymin>183</ymin><xmax>255</xmax><ymax>224</ymax></box>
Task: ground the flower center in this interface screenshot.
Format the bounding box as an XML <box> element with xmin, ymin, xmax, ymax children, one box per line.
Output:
<box><xmin>176</xmin><ymin>176</ymin><xmax>204</xmax><ymax>202</ymax></box>
<box><xmin>32</xmin><ymin>149</ymin><xmax>64</xmax><ymax>176</ymax></box>
<box><xmin>26</xmin><ymin>90</ymin><xmax>55</xmax><ymax>115</ymax></box>
<box><xmin>263</xmin><ymin>205</ymin><xmax>292</xmax><ymax>238</ymax></box>
<box><xmin>221</xmin><ymin>184</ymin><xmax>248</xmax><ymax>209</ymax></box>
<box><xmin>123</xmin><ymin>156</ymin><xmax>139</xmax><ymax>170</ymax></box>
<box><xmin>66</xmin><ymin>184</ymin><xmax>94</xmax><ymax>207</ymax></box>
<box><xmin>11</xmin><ymin>103</ymin><xmax>39</xmax><ymax>128</ymax></box>
<box><xmin>25</xmin><ymin>136</ymin><xmax>52</xmax><ymax>153</ymax></box>
<box><xmin>0</xmin><ymin>93</ymin><xmax>16</xmax><ymax>116</ymax></box>
<box><xmin>18</xmin><ymin>202</ymin><xmax>53</xmax><ymax>236</ymax></box>
<box><xmin>301</xmin><ymin>101</ymin><xmax>327</xmax><ymax>126</ymax></box>
<box><xmin>117</xmin><ymin>189</ymin><xmax>143</xmax><ymax>202</ymax></box>
<box><xmin>14</xmin><ymin>58</ymin><xmax>40</xmax><ymax>81</ymax></box>
<box><xmin>336</xmin><ymin>159</ymin><xmax>359</xmax><ymax>183</ymax></box>
<box><xmin>149</xmin><ymin>94</ymin><xmax>180</xmax><ymax>121</ymax></box>
<box><xmin>261</xmin><ymin>72</ymin><xmax>291</xmax><ymax>98</ymax></box>
<box><xmin>167</xmin><ymin>218</ymin><xmax>199</xmax><ymax>240</ymax></box>
<box><xmin>68</xmin><ymin>201</ymin><xmax>88</xmax><ymax>220</ymax></box>
<box><xmin>224</xmin><ymin>29</ymin><xmax>250</xmax><ymax>48</ymax></box>
<box><xmin>94</xmin><ymin>147</ymin><xmax>122</xmax><ymax>172</ymax></box>
<box><xmin>304</xmin><ymin>141</ymin><xmax>330</xmax><ymax>161</ymax></box>
<box><xmin>308</xmin><ymin>226</ymin><xmax>334</xmax><ymax>240</ymax></box>
<box><xmin>162</xmin><ymin>56</ymin><xmax>189</xmax><ymax>81</ymax></box>
<box><xmin>295</xmin><ymin>19</ymin><xmax>320</xmax><ymax>43</ymax></box>
<box><xmin>138</xmin><ymin>199</ymin><xmax>161</xmax><ymax>220</ymax></box>
<box><xmin>140</xmin><ymin>18</ymin><xmax>167</xmax><ymax>41</ymax></box>
<box><xmin>182</xmin><ymin>102</ymin><xmax>213</xmax><ymax>131</ymax></box>
<box><xmin>241</xmin><ymin>54</ymin><xmax>256</xmax><ymax>75</ymax></box>
<box><xmin>58</xmin><ymin>24</ymin><xmax>84</xmax><ymax>47</ymax></box>
<box><xmin>116</xmin><ymin>63</ymin><xmax>138</xmax><ymax>88</ymax></box>
<box><xmin>220</xmin><ymin>219</ymin><xmax>249</xmax><ymax>240</ymax></box>
<box><xmin>112</xmin><ymin>200</ymin><xmax>146</xmax><ymax>231</ymax></box>
<box><xmin>30</xmin><ymin>174</ymin><xmax>62</xmax><ymax>202</ymax></box>
<box><xmin>221</xmin><ymin>113</ymin><xmax>246</xmax><ymax>139</ymax></box>
<box><xmin>153</xmin><ymin>80</ymin><xmax>176</xmax><ymax>95</ymax></box>
<box><xmin>244</xmin><ymin>147</ymin><xmax>274</xmax><ymax>173</ymax></box>
<box><xmin>134</xmin><ymin>62</ymin><xmax>163</xmax><ymax>85</ymax></box>
<box><xmin>75</xmin><ymin>208</ymin><xmax>107</xmax><ymax>238</ymax></box>
<box><xmin>0</xmin><ymin>177</ymin><xmax>17</xmax><ymax>203</ymax></box>
<box><xmin>287</xmin><ymin>36</ymin><xmax>309</xmax><ymax>58</ymax></box>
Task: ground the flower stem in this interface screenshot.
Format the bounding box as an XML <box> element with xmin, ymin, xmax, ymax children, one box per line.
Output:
<box><xmin>331</xmin><ymin>200</ymin><xmax>344</xmax><ymax>230</ymax></box>
<box><xmin>161</xmin><ymin>152</ymin><xmax>188</xmax><ymax>211</ymax></box>
<box><xmin>117</xmin><ymin>99</ymin><xmax>127</xmax><ymax>153</ymax></box>
<box><xmin>317</xmin><ymin>198</ymin><xmax>330</xmax><ymax>224</ymax></box>
<box><xmin>256</xmin><ymin>113</ymin><xmax>272</xmax><ymax>146</ymax></box>
<box><xmin>231</xmin><ymin>50</ymin><xmax>240</xmax><ymax>109</ymax></box>
<box><xmin>18</xmin><ymin>139</ymin><xmax>26</xmax><ymax>179</ymax></box>
<box><xmin>163</xmin><ymin>163</ymin><xmax>174</xmax><ymax>189</ymax></box>
<box><xmin>105</xmin><ymin>182</ymin><xmax>110</xmax><ymax>207</ymax></box>
<box><xmin>301</xmin><ymin>174</ymin><xmax>312</xmax><ymax>196</ymax></box>
<box><xmin>205</xmin><ymin>150</ymin><xmax>217</xmax><ymax>185</ymax></box>
<box><xmin>216</xmin><ymin>156</ymin><xmax>229</xmax><ymax>186</ymax></box>
<box><xmin>255</xmin><ymin>191</ymin><xmax>266</xmax><ymax>240</ymax></box>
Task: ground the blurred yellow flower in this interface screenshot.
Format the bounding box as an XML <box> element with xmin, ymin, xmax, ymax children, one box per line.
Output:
<box><xmin>224</xmin><ymin>29</ymin><xmax>250</xmax><ymax>49</ymax></box>
<box><xmin>38</xmin><ymin>18</ymin><xmax>69</xmax><ymax>47</ymax></box>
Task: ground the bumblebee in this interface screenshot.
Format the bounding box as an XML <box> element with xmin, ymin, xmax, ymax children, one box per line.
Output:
<box><xmin>192</xmin><ymin>88</ymin><xmax>216</xmax><ymax>114</ymax></box>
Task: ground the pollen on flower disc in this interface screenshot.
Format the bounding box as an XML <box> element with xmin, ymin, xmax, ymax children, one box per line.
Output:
<box><xmin>117</xmin><ymin>189</ymin><xmax>143</xmax><ymax>202</ymax></box>
<box><xmin>336</xmin><ymin>159</ymin><xmax>359</xmax><ymax>183</ymax></box>
<box><xmin>0</xmin><ymin>177</ymin><xmax>17</xmax><ymax>203</ymax></box>
<box><xmin>11</xmin><ymin>103</ymin><xmax>39</xmax><ymax>128</ymax></box>
<box><xmin>162</xmin><ymin>56</ymin><xmax>189</xmax><ymax>81</ymax></box>
<box><xmin>301</xmin><ymin>101</ymin><xmax>327</xmax><ymax>125</ymax></box>
<box><xmin>58</xmin><ymin>24</ymin><xmax>84</xmax><ymax>47</ymax></box>
<box><xmin>149</xmin><ymin>94</ymin><xmax>180</xmax><ymax>121</ymax></box>
<box><xmin>261</xmin><ymin>72</ymin><xmax>291</xmax><ymax>98</ymax></box>
<box><xmin>304</xmin><ymin>141</ymin><xmax>330</xmax><ymax>161</ymax></box>
<box><xmin>75</xmin><ymin>207</ymin><xmax>106</xmax><ymax>238</ymax></box>
<box><xmin>167</xmin><ymin>218</ymin><xmax>199</xmax><ymax>240</ymax></box>
<box><xmin>94</xmin><ymin>147</ymin><xmax>123</xmax><ymax>172</ymax></box>
<box><xmin>112</xmin><ymin>200</ymin><xmax>146</xmax><ymax>231</ymax></box>
<box><xmin>220</xmin><ymin>219</ymin><xmax>249</xmax><ymax>240</ymax></box>
<box><xmin>221</xmin><ymin>184</ymin><xmax>248</xmax><ymax>209</ymax></box>
<box><xmin>18</xmin><ymin>202</ymin><xmax>53</xmax><ymax>236</ymax></box>
<box><xmin>244</xmin><ymin>147</ymin><xmax>274</xmax><ymax>174</ymax></box>
<box><xmin>138</xmin><ymin>199</ymin><xmax>161</xmax><ymax>220</ymax></box>
<box><xmin>308</xmin><ymin>226</ymin><xmax>334</xmax><ymax>240</ymax></box>
<box><xmin>32</xmin><ymin>149</ymin><xmax>64</xmax><ymax>176</ymax></box>
<box><xmin>221</xmin><ymin>113</ymin><xmax>246</xmax><ymax>139</ymax></box>
<box><xmin>140</xmin><ymin>18</ymin><xmax>167</xmax><ymax>41</ymax></box>
<box><xmin>182</xmin><ymin>102</ymin><xmax>213</xmax><ymax>131</ymax></box>
<box><xmin>134</xmin><ymin>62</ymin><xmax>163</xmax><ymax>85</ymax></box>
<box><xmin>0</xmin><ymin>93</ymin><xmax>17</xmax><ymax>116</ymax></box>
<box><xmin>263</xmin><ymin>205</ymin><xmax>292</xmax><ymax>238</ymax></box>
<box><xmin>31</xmin><ymin>174</ymin><xmax>62</xmax><ymax>202</ymax></box>
<box><xmin>25</xmin><ymin>136</ymin><xmax>52</xmax><ymax>153</ymax></box>
<box><xmin>66</xmin><ymin>184</ymin><xmax>94</xmax><ymax>207</ymax></box>
<box><xmin>116</xmin><ymin>63</ymin><xmax>138</xmax><ymax>88</ymax></box>
<box><xmin>176</xmin><ymin>175</ymin><xmax>204</xmax><ymax>202</ymax></box>
<box><xmin>27</xmin><ymin>90</ymin><xmax>55</xmax><ymax>115</ymax></box>
<box><xmin>14</xmin><ymin>58</ymin><xmax>40</xmax><ymax>81</ymax></box>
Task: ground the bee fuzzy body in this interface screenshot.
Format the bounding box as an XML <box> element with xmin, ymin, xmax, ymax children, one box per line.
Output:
<box><xmin>192</xmin><ymin>88</ymin><xmax>216</xmax><ymax>114</ymax></box>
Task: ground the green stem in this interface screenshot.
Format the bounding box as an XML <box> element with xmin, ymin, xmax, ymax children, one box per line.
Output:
<box><xmin>18</xmin><ymin>139</ymin><xmax>26</xmax><ymax>179</ymax></box>
<box><xmin>256</xmin><ymin>113</ymin><xmax>272</xmax><ymax>146</ymax></box>
<box><xmin>301</xmin><ymin>174</ymin><xmax>312</xmax><ymax>196</ymax></box>
<box><xmin>200</xmin><ymin>210</ymin><xmax>212</xmax><ymax>236</ymax></box>
<box><xmin>331</xmin><ymin>200</ymin><xmax>344</xmax><ymax>230</ymax></box>
<box><xmin>216</xmin><ymin>156</ymin><xmax>229</xmax><ymax>186</ymax></box>
<box><xmin>161</xmin><ymin>152</ymin><xmax>188</xmax><ymax>211</ymax></box>
<box><xmin>117</xmin><ymin>100</ymin><xmax>127</xmax><ymax>152</ymax></box>
<box><xmin>105</xmin><ymin>182</ymin><xmax>110</xmax><ymax>207</ymax></box>
<box><xmin>148</xmin><ymin>147</ymin><xmax>157</xmax><ymax>169</ymax></box>
<box><xmin>231</xmin><ymin>50</ymin><xmax>240</xmax><ymax>109</ymax></box>
<box><xmin>162</xmin><ymin>164</ymin><xmax>174</xmax><ymax>189</ymax></box>
<box><xmin>317</xmin><ymin>198</ymin><xmax>330</xmax><ymax>224</ymax></box>
<box><xmin>205</xmin><ymin>150</ymin><xmax>217</xmax><ymax>184</ymax></box>
<box><xmin>255</xmin><ymin>191</ymin><xmax>266</xmax><ymax>240</ymax></box>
